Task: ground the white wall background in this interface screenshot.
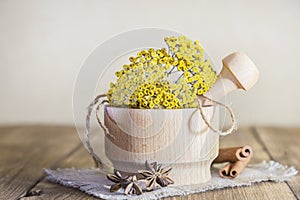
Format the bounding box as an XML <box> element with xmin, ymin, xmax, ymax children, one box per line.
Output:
<box><xmin>0</xmin><ymin>0</ymin><xmax>299</xmax><ymax>126</ymax></box>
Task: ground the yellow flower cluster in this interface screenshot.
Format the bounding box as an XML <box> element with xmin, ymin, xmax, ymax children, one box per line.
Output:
<box><xmin>129</xmin><ymin>81</ymin><xmax>181</xmax><ymax>109</ymax></box>
<box><xmin>164</xmin><ymin>36</ymin><xmax>217</xmax><ymax>97</ymax></box>
<box><xmin>107</xmin><ymin>36</ymin><xmax>217</xmax><ymax>109</ymax></box>
<box><xmin>107</xmin><ymin>48</ymin><xmax>174</xmax><ymax>107</ymax></box>
<box><xmin>170</xmin><ymin>80</ymin><xmax>197</xmax><ymax>108</ymax></box>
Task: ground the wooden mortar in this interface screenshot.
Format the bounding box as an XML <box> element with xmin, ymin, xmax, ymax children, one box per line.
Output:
<box><xmin>104</xmin><ymin>105</ymin><xmax>219</xmax><ymax>186</ymax></box>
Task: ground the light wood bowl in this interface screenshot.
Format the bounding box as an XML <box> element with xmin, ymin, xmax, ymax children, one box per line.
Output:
<box><xmin>104</xmin><ymin>106</ymin><xmax>219</xmax><ymax>186</ymax></box>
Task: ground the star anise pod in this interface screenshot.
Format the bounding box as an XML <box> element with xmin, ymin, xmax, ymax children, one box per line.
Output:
<box><xmin>124</xmin><ymin>175</ymin><xmax>143</xmax><ymax>195</ymax></box>
<box><xmin>106</xmin><ymin>169</ymin><xmax>130</xmax><ymax>193</ymax></box>
<box><xmin>106</xmin><ymin>170</ymin><xmax>146</xmax><ymax>195</ymax></box>
<box><xmin>138</xmin><ymin>160</ymin><xmax>174</xmax><ymax>191</ymax></box>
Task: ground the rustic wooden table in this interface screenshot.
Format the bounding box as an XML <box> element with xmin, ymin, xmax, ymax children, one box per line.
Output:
<box><xmin>0</xmin><ymin>126</ymin><xmax>299</xmax><ymax>199</ymax></box>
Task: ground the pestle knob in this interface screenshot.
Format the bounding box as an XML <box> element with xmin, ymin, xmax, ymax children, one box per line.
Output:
<box><xmin>202</xmin><ymin>52</ymin><xmax>259</xmax><ymax>102</ymax></box>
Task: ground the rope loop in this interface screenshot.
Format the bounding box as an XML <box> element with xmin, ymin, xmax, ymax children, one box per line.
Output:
<box><xmin>197</xmin><ymin>96</ymin><xmax>237</xmax><ymax>136</ymax></box>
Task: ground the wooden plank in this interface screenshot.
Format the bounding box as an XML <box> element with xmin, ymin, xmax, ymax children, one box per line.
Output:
<box><xmin>22</xmin><ymin>183</ymin><xmax>98</xmax><ymax>200</ymax></box>
<box><xmin>21</xmin><ymin>145</ymin><xmax>98</xmax><ymax>200</ymax></box>
<box><xmin>0</xmin><ymin>126</ymin><xmax>82</xmax><ymax>199</ymax></box>
<box><xmin>254</xmin><ymin>127</ymin><xmax>300</xmax><ymax>199</ymax></box>
<box><xmin>0</xmin><ymin>125</ymin><xmax>19</xmax><ymax>136</ymax></box>
<box><xmin>165</xmin><ymin>182</ymin><xmax>296</xmax><ymax>200</ymax></box>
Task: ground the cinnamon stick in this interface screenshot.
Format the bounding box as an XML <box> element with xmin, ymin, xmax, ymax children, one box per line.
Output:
<box><xmin>240</xmin><ymin>145</ymin><xmax>253</xmax><ymax>158</ymax></box>
<box><xmin>218</xmin><ymin>156</ymin><xmax>252</xmax><ymax>178</ymax></box>
<box><xmin>229</xmin><ymin>154</ymin><xmax>252</xmax><ymax>178</ymax></box>
<box><xmin>219</xmin><ymin>163</ymin><xmax>231</xmax><ymax>178</ymax></box>
<box><xmin>213</xmin><ymin>145</ymin><xmax>253</xmax><ymax>178</ymax></box>
<box><xmin>213</xmin><ymin>146</ymin><xmax>253</xmax><ymax>164</ymax></box>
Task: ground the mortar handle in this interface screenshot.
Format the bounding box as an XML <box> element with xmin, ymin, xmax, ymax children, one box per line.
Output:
<box><xmin>204</xmin><ymin>52</ymin><xmax>259</xmax><ymax>101</ymax></box>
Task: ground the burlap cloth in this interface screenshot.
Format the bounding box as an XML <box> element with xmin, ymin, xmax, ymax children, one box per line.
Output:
<box><xmin>45</xmin><ymin>160</ymin><xmax>297</xmax><ymax>200</ymax></box>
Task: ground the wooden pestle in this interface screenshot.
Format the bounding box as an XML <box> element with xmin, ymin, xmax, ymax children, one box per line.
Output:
<box><xmin>200</xmin><ymin>52</ymin><xmax>259</xmax><ymax>104</ymax></box>
<box><xmin>204</xmin><ymin>52</ymin><xmax>258</xmax><ymax>178</ymax></box>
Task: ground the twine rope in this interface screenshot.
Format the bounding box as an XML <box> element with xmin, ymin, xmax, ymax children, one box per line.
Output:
<box><xmin>197</xmin><ymin>96</ymin><xmax>237</xmax><ymax>136</ymax></box>
<box><xmin>95</xmin><ymin>99</ymin><xmax>115</xmax><ymax>140</ymax></box>
<box><xmin>84</xmin><ymin>93</ymin><xmax>108</xmax><ymax>169</ymax></box>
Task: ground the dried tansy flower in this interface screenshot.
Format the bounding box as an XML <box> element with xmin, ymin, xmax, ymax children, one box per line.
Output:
<box><xmin>107</xmin><ymin>48</ymin><xmax>170</xmax><ymax>107</ymax></box>
<box><xmin>138</xmin><ymin>161</ymin><xmax>174</xmax><ymax>191</ymax></box>
<box><xmin>107</xmin><ymin>36</ymin><xmax>217</xmax><ymax>109</ymax></box>
<box><xmin>165</xmin><ymin>36</ymin><xmax>217</xmax><ymax>99</ymax></box>
<box><xmin>129</xmin><ymin>81</ymin><xmax>181</xmax><ymax>109</ymax></box>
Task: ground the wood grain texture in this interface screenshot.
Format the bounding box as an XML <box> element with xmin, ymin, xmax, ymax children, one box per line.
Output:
<box><xmin>0</xmin><ymin>126</ymin><xmax>298</xmax><ymax>200</ymax></box>
<box><xmin>165</xmin><ymin>182</ymin><xmax>295</xmax><ymax>200</ymax></box>
<box><xmin>21</xmin><ymin>145</ymin><xmax>97</xmax><ymax>200</ymax></box>
<box><xmin>0</xmin><ymin>126</ymin><xmax>82</xmax><ymax>199</ymax></box>
<box><xmin>104</xmin><ymin>107</ymin><xmax>219</xmax><ymax>185</ymax></box>
<box><xmin>254</xmin><ymin>127</ymin><xmax>300</xmax><ymax>199</ymax></box>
